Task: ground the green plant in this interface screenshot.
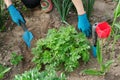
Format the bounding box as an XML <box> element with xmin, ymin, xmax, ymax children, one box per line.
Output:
<box><xmin>109</xmin><ymin>0</ymin><xmax>120</xmax><ymax>58</ymax></box>
<box><xmin>10</xmin><ymin>52</ymin><xmax>23</xmax><ymax>65</ymax></box>
<box><xmin>82</xmin><ymin>0</ymin><xmax>95</xmax><ymax>18</ymax></box>
<box><xmin>82</xmin><ymin>40</ymin><xmax>114</xmax><ymax>76</ymax></box>
<box><xmin>14</xmin><ymin>68</ymin><xmax>66</xmax><ymax>80</ymax></box>
<box><xmin>112</xmin><ymin>0</ymin><xmax>120</xmax><ymax>28</ymax></box>
<box><xmin>52</xmin><ymin>0</ymin><xmax>73</xmax><ymax>24</ymax></box>
<box><xmin>0</xmin><ymin>64</ymin><xmax>11</xmax><ymax>79</ymax></box>
<box><xmin>0</xmin><ymin>0</ymin><xmax>7</xmax><ymax>32</ymax></box>
<box><xmin>111</xmin><ymin>0</ymin><xmax>120</xmax><ymax>35</ymax></box>
<box><xmin>111</xmin><ymin>23</ymin><xmax>120</xmax><ymax>58</ymax></box>
<box><xmin>32</xmin><ymin>26</ymin><xmax>90</xmax><ymax>72</ymax></box>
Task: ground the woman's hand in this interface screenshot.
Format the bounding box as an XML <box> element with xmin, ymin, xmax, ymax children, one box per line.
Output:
<box><xmin>78</xmin><ymin>13</ymin><xmax>91</xmax><ymax>37</ymax></box>
<box><xmin>8</xmin><ymin>5</ymin><xmax>25</xmax><ymax>26</ymax></box>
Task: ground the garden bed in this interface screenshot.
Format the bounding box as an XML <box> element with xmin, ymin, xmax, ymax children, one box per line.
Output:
<box><xmin>0</xmin><ymin>0</ymin><xmax>120</xmax><ymax>80</ymax></box>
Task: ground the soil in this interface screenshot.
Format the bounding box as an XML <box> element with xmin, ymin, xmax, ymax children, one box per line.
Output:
<box><xmin>0</xmin><ymin>0</ymin><xmax>120</xmax><ymax>80</ymax></box>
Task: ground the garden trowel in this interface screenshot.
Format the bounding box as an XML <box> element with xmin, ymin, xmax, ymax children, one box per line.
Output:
<box><xmin>92</xmin><ymin>23</ymin><xmax>98</xmax><ymax>58</ymax></box>
<box><xmin>19</xmin><ymin>21</ymin><xmax>34</xmax><ymax>48</ymax></box>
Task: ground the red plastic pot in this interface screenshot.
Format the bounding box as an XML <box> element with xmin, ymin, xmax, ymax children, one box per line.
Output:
<box><xmin>96</xmin><ymin>22</ymin><xmax>111</xmax><ymax>38</ymax></box>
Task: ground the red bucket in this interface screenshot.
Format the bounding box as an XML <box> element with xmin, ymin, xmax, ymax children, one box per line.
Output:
<box><xmin>96</xmin><ymin>22</ymin><xmax>111</xmax><ymax>38</ymax></box>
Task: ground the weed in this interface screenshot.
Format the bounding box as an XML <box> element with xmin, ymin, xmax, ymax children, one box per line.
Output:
<box><xmin>0</xmin><ymin>64</ymin><xmax>11</xmax><ymax>79</ymax></box>
<box><xmin>10</xmin><ymin>52</ymin><xmax>23</xmax><ymax>65</ymax></box>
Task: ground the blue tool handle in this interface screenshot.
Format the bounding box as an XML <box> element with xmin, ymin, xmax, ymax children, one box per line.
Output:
<box><xmin>92</xmin><ymin>23</ymin><xmax>98</xmax><ymax>58</ymax></box>
<box><xmin>92</xmin><ymin>46</ymin><xmax>97</xmax><ymax>58</ymax></box>
<box><xmin>19</xmin><ymin>21</ymin><xmax>28</xmax><ymax>31</ymax></box>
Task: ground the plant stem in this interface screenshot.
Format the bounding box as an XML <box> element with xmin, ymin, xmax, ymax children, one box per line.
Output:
<box><xmin>62</xmin><ymin>21</ymin><xmax>70</xmax><ymax>25</ymax></box>
<box><xmin>100</xmin><ymin>39</ymin><xmax>103</xmax><ymax>70</ymax></box>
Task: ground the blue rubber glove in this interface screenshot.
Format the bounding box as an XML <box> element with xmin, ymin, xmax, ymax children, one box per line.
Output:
<box><xmin>8</xmin><ymin>4</ymin><xmax>25</xmax><ymax>26</ymax></box>
<box><xmin>78</xmin><ymin>13</ymin><xmax>91</xmax><ymax>37</ymax></box>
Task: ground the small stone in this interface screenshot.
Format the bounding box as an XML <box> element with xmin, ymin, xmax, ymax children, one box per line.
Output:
<box><xmin>115</xmin><ymin>73</ymin><xmax>119</xmax><ymax>76</ymax></box>
<box><xmin>113</xmin><ymin>63</ymin><xmax>118</xmax><ymax>67</ymax></box>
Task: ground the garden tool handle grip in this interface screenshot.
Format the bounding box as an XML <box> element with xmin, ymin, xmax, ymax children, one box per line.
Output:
<box><xmin>92</xmin><ymin>23</ymin><xmax>98</xmax><ymax>46</ymax></box>
<box><xmin>19</xmin><ymin>21</ymin><xmax>28</xmax><ymax>31</ymax></box>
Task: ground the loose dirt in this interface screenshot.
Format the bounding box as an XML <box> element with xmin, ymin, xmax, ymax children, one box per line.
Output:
<box><xmin>0</xmin><ymin>0</ymin><xmax>120</xmax><ymax>80</ymax></box>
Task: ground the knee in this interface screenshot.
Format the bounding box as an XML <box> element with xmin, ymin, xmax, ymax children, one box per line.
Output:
<box><xmin>21</xmin><ymin>0</ymin><xmax>40</xmax><ymax>8</ymax></box>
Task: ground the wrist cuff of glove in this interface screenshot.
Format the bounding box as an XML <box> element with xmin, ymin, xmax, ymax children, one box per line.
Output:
<box><xmin>78</xmin><ymin>13</ymin><xmax>88</xmax><ymax>21</ymax></box>
<box><xmin>78</xmin><ymin>13</ymin><xmax>87</xmax><ymax>18</ymax></box>
<box><xmin>8</xmin><ymin>4</ymin><xmax>16</xmax><ymax>11</ymax></box>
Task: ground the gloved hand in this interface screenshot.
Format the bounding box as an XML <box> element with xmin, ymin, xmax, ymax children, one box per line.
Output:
<box><xmin>8</xmin><ymin>4</ymin><xmax>25</xmax><ymax>26</ymax></box>
<box><xmin>78</xmin><ymin>13</ymin><xmax>91</xmax><ymax>37</ymax></box>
